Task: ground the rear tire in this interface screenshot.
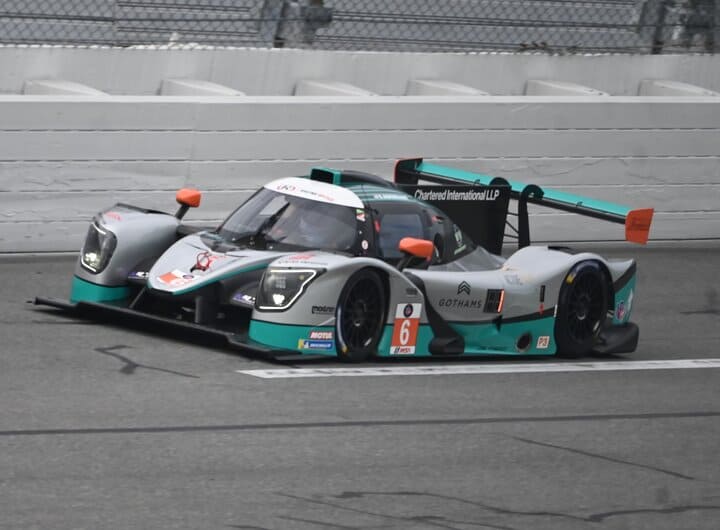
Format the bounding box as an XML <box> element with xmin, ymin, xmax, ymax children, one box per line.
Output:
<box><xmin>335</xmin><ymin>269</ymin><xmax>386</xmax><ymax>362</ymax></box>
<box><xmin>554</xmin><ymin>261</ymin><xmax>609</xmax><ymax>358</ymax></box>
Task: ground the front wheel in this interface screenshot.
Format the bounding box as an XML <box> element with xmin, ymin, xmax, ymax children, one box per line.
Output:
<box><xmin>335</xmin><ymin>269</ymin><xmax>386</xmax><ymax>362</ymax></box>
<box><xmin>554</xmin><ymin>261</ymin><xmax>609</xmax><ymax>358</ymax></box>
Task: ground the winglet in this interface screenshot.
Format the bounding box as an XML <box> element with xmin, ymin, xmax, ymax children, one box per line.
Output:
<box><xmin>625</xmin><ymin>208</ymin><xmax>654</xmax><ymax>244</ymax></box>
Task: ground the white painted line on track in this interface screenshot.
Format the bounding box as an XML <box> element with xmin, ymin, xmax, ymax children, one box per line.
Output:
<box><xmin>238</xmin><ymin>358</ymin><xmax>720</xmax><ymax>379</ymax></box>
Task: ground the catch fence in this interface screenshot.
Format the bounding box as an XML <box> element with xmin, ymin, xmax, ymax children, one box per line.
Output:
<box><xmin>0</xmin><ymin>0</ymin><xmax>717</xmax><ymax>53</ymax></box>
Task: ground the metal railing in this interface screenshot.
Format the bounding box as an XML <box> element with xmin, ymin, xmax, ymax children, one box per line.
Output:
<box><xmin>0</xmin><ymin>0</ymin><xmax>717</xmax><ymax>53</ymax></box>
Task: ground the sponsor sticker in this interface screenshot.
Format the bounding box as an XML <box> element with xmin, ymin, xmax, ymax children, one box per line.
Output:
<box><xmin>312</xmin><ymin>305</ymin><xmax>335</xmax><ymax>315</ymax></box>
<box><xmin>452</xmin><ymin>225</ymin><xmax>467</xmax><ymax>254</ymax></box>
<box><xmin>390</xmin><ymin>303</ymin><xmax>421</xmax><ymax>355</ymax></box>
<box><xmin>297</xmin><ymin>339</ymin><xmax>334</xmax><ymax>351</ymax></box>
<box><xmin>309</xmin><ymin>330</ymin><xmax>333</xmax><ymax>340</ymax></box>
<box><xmin>104</xmin><ymin>211</ymin><xmax>122</xmax><ymax>221</ymax></box>
<box><xmin>158</xmin><ymin>270</ymin><xmax>196</xmax><ymax>287</ymax></box>
<box><xmin>616</xmin><ymin>301</ymin><xmax>626</xmax><ymax>321</ymax></box>
<box><xmin>438</xmin><ymin>298</ymin><xmax>483</xmax><ymax>310</ymax></box>
<box><xmin>194</xmin><ymin>251</ymin><xmax>226</xmax><ymax>272</ymax></box>
<box><xmin>536</xmin><ymin>336</ymin><xmax>550</xmax><ymax>349</ymax></box>
<box><xmin>232</xmin><ymin>292</ymin><xmax>256</xmax><ymax>305</ymax></box>
<box><xmin>288</xmin><ymin>252</ymin><xmax>315</xmax><ymax>261</ymax></box>
<box><xmin>390</xmin><ymin>346</ymin><xmax>415</xmax><ymax>355</ymax></box>
<box><xmin>276</xmin><ymin>183</ymin><xmax>336</xmax><ymax>203</ymax></box>
<box><xmin>457</xmin><ymin>281</ymin><xmax>471</xmax><ymax>295</ymax></box>
<box><xmin>414</xmin><ymin>189</ymin><xmax>501</xmax><ymax>202</ymax></box>
<box><xmin>616</xmin><ymin>290</ymin><xmax>634</xmax><ymax>321</ymax></box>
<box><xmin>454</xmin><ymin>225</ymin><xmax>463</xmax><ymax>245</ymax></box>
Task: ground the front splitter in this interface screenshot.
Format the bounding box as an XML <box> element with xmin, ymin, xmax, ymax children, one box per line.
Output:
<box><xmin>33</xmin><ymin>297</ymin><xmax>328</xmax><ymax>362</ymax></box>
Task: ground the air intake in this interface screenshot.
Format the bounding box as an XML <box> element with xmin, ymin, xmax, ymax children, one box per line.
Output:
<box><xmin>484</xmin><ymin>289</ymin><xmax>505</xmax><ymax>313</ymax></box>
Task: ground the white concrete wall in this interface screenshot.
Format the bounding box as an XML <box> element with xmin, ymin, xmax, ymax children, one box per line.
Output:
<box><xmin>2</xmin><ymin>46</ymin><xmax>720</xmax><ymax>97</ymax></box>
<box><xmin>2</xmin><ymin>94</ymin><xmax>718</xmax><ymax>252</ymax></box>
<box><xmin>1</xmin><ymin>47</ymin><xmax>719</xmax><ymax>252</ymax></box>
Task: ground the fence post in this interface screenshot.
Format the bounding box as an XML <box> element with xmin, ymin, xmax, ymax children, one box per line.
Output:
<box><xmin>268</xmin><ymin>0</ymin><xmax>332</xmax><ymax>48</ymax></box>
<box><xmin>259</xmin><ymin>0</ymin><xmax>285</xmax><ymax>46</ymax></box>
<box><xmin>713</xmin><ymin>0</ymin><xmax>719</xmax><ymax>52</ymax></box>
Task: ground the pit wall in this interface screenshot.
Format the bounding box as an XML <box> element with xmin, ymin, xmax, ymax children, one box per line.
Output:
<box><xmin>1</xmin><ymin>47</ymin><xmax>719</xmax><ymax>252</ymax></box>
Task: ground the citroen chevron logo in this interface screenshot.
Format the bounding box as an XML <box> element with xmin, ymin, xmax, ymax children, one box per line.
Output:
<box><xmin>457</xmin><ymin>281</ymin><xmax>471</xmax><ymax>295</ymax></box>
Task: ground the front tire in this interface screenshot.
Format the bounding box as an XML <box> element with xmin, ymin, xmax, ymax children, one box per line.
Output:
<box><xmin>335</xmin><ymin>269</ymin><xmax>386</xmax><ymax>362</ymax></box>
<box><xmin>554</xmin><ymin>261</ymin><xmax>609</xmax><ymax>358</ymax></box>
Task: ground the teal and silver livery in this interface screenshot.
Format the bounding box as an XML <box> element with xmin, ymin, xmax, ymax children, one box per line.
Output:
<box><xmin>36</xmin><ymin>161</ymin><xmax>652</xmax><ymax>362</ymax></box>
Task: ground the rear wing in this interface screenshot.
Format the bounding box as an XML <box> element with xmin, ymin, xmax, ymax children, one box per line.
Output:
<box><xmin>395</xmin><ymin>158</ymin><xmax>653</xmax><ymax>247</ymax></box>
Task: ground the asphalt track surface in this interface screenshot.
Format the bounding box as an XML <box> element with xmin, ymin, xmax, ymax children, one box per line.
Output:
<box><xmin>1</xmin><ymin>242</ymin><xmax>719</xmax><ymax>530</ymax></box>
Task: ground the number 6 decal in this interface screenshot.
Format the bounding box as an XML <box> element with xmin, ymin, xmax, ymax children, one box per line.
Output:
<box><xmin>390</xmin><ymin>303</ymin><xmax>421</xmax><ymax>354</ymax></box>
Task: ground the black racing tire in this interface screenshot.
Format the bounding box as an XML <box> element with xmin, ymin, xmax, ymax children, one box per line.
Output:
<box><xmin>335</xmin><ymin>269</ymin><xmax>387</xmax><ymax>362</ymax></box>
<box><xmin>554</xmin><ymin>261</ymin><xmax>609</xmax><ymax>358</ymax></box>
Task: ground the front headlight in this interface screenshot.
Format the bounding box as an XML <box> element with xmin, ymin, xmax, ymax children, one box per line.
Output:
<box><xmin>80</xmin><ymin>220</ymin><xmax>117</xmax><ymax>274</ymax></box>
<box><xmin>256</xmin><ymin>268</ymin><xmax>320</xmax><ymax>311</ymax></box>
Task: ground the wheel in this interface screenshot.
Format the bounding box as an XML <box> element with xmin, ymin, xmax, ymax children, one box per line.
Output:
<box><xmin>335</xmin><ymin>269</ymin><xmax>387</xmax><ymax>362</ymax></box>
<box><xmin>554</xmin><ymin>261</ymin><xmax>609</xmax><ymax>357</ymax></box>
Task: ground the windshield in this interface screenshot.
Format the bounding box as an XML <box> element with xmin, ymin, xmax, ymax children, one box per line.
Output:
<box><xmin>371</xmin><ymin>200</ymin><xmax>477</xmax><ymax>264</ymax></box>
<box><xmin>213</xmin><ymin>188</ymin><xmax>358</xmax><ymax>252</ymax></box>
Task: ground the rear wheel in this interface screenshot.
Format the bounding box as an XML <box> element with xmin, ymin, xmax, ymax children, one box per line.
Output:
<box><xmin>335</xmin><ymin>269</ymin><xmax>386</xmax><ymax>362</ymax></box>
<box><xmin>554</xmin><ymin>261</ymin><xmax>609</xmax><ymax>357</ymax></box>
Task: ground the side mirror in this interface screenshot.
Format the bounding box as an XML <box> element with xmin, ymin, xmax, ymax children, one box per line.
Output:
<box><xmin>398</xmin><ymin>237</ymin><xmax>434</xmax><ymax>259</ymax></box>
<box><xmin>397</xmin><ymin>237</ymin><xmax>434</xmax><ymax>270</ymax></box>
<box><xmin>175</xmin><ymin>188</ymin><xmax>202</xmax><ymax>219</ymax></box>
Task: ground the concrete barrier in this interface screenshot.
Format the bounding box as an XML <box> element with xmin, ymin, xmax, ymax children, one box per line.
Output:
<box><xmin>294</xmin><ymin>79</ymin><xmax>377</xmax><ymax>96</ymax></box>
<box><xmin>22</xmin><ymin>79</ymin><xmax>107</xmax><ymax>96</ymax></box>
<box><xmin>2</xmin><ymin>47</ymin><xmax>720</xmax><ymax>97</ymax></box>
<box><xmin>1</xmin><ymin>94</ymin><xmax>718</xmax><ymax>252</ymax></box>
<box><xmin>1</xmin><ymin>47</ymin><xmax>719</xmax><ymax>252</ymax></box>
<box><xmin>159</xmin><ymin>79</ymin><xmax>246</xmax><ymax>96</ymax></box>
<box><xmin>524</xmin><ymin>80</ymin><xmax>609</xmax><ymax>96</ymax></box>
<box><xmin>406</xmin><ymin>80</ymin><xmax>490</xmax><ymax>96</ymax></box>
<box><xmin>638</xmin><ymin>79</ymin><xmax>720</xmax><ymax>97</ymax></box>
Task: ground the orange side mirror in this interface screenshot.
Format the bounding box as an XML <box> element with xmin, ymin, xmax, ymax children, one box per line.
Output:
<box><xmin>398</xmin><ymin>237</ymin><xmax>434</xmax><ymax>259</ymax></box>
<box><xmin>175</xmin><ymin>188</ymin><xmax>202</xmax><ymax>219</ymax></box>
<box><xmin>176</xmin><ymin>188</ymin><xmax>202</xmax><ymax>208</ymax></box>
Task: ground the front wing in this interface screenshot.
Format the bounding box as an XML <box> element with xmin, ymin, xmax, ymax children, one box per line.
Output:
<box><xmin>33</xmin><ymin>296</ymin><xmax>324</xmax><ymax>362</ymax></box>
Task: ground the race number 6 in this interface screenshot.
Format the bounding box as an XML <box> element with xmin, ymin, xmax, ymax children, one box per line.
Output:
<box><xmin>398</xmin><ymin>319</ymin><xmax>411</xmax><ymax>345</ymax></box>
<box><xmin>390</xmin><ymin>303</ymin><xmax>421</xmax><ymax>355</ymax></box>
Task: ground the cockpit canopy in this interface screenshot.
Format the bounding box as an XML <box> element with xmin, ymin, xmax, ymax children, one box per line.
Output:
<box><xmin>216</xmin><ymin>187</ymin><xmax>360</xmax><ymax>253</ymax></box>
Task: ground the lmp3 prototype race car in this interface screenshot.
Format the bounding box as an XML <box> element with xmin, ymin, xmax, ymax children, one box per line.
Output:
<box><xmin>36</xmin><ymin>158</ymin><xmax>653</xmax><ymax>361</ymax></box>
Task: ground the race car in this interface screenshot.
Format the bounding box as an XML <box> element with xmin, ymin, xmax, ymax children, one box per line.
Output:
<box><xmin>36</xmin><ymin>158</ymin><xmax>653</xmax><ymax>361</ymax></box>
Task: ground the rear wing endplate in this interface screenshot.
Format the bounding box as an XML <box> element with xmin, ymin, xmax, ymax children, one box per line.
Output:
<box><xmin>395</xmin><ymin>158</ymin><xmax>653</xmax><ymax>246</ymax></box>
